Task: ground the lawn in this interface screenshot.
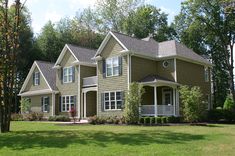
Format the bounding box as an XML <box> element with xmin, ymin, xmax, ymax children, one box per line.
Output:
<box><xmin>0</xmin><ymin>122</ymin><xmax>235</xmax><ymax>156</ymax></box>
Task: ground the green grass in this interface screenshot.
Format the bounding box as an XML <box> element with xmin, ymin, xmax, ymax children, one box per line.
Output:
<box><xmin>0</xmin><ymin>122</ymin><xmax>235</xmax><ymax>156</ymax></box>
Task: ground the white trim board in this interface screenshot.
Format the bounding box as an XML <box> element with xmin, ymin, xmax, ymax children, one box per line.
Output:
<box><xmin>19</xmin><ymin>61</ymin><xmax>53</xmax><ymax>94</ymax></box>
<box><xmin>18</xmin><ymin>89</ymin><xmax>59</xmax><ymax>96</ymax></box>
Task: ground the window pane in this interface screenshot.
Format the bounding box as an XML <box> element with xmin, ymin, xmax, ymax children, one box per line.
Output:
<box><xmin>113</xmin><ymin>57</ymin><xmax>118</xmax><ymax>67</ymax></box>
<box><xmin>62</xmin><ymin>97</ymin><xmax>65</xmax><ymax>103</ymax></box>
<box><xmin>110</xmin><ymin>92</ymin><xmax>115</xmax><ymax>100</ymax></box>
<box><xmin>117</xmin><ymin>101</ymin><xmax>122</xmax><ymax>109</ymax></box>
<box><xmin>67</xmin><ymin>103</ymin><xmax>70</xmax><ymax>111</ymax></box>
<box><xmin>105</xmin><ymin>102</ymin><xmax>109</xmax><ymax>109</ymax></box>
<box><xmin>116</xmin><ymin>92</ymin><xmax>121</xmax><ymax>100</ymax></box>
<box><xmin>113</xmin><ymin>67</ymin><xmax>119</xmax><ymax>75</ymax></box>
<box><xmin>107</xmin><ymin>67</ymin><xmax>112</xmax><ymax>76</ymax></box>
<box><xmin>70</xmin><ymin>96</ymin><xmax>74</xmax><ymax>103</ymax></box>
<box><xmin>69</xmin><ymin>67</ymin><xmax>72</xmax><ymax>75</ymax></box>
<box><xmin>105</xmin><ymin>93</ymin><xmax>109</xmax><ymax>100</ymax></box>
<box><xmin>69</xmin><ymin>75</ymin><xmax>72</xmax><ymax>82</ymax></box>
<box><xmin>106</xmin><ymin>59</ymin><xmax>112</xmax><ymax>67</ymax></box>
<box><xmin>111</xmin><ymin>101</ymin><xmax>115</xmax><ymax>109</ymax></box>
<box><xmin>66</xmin><ymin>96</ymin><xmax>69</xmax><ymax>103</ymax></box>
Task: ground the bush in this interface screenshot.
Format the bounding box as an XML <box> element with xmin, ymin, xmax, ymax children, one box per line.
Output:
<box><xmin>20</xmin><ymin>98</ymin><xmax>31</xmax><ymax>113</ymax></box>
<box><xmin>167</xmin><ymin>116</ymin><xmax>181</xmax><ymax>123</ymax></box>
<box><xmin>179</xmin><ymin>85</ymin><xmax>205</xmax><ymax>122</ymax></box>
<box><xmin>48</xmin><ymin>115</ymin><xmax>70</xmax><ymax>122</ymax></box>
<box><xmin>208</xmin><ymin>109</ymin><xmax>235</xmax><ymax>123</ymax></box>
<box><xmin>223</xmin><ymin>95</ymin><xmax>235</xmax><ymax>110</ymax></box>
<box><xmin>161</xmin><ymin>117</ymin><xmax>167</xmax><ymax>124</ymax></box>
<box><xmin>124</xmin><ymin>82</ymin><xmax>145</xmax><ymax>124</ymax></box>
<box><xmin>150</xmin><ymin>117</ymin><xmax>155</xmax><ymax>125</ymax></box>
<box><xmin>155</xmin><ymin>117</ymin><xmax>162</xmax><ymax>124</ymax></box>
<box><xmin>139</xmin><ymin>117</ymin><xmax>144</xmax><ymax>124</ymax></box>
<box><xmin>11</xmin><ymin>113</ymin><xmax>24</xmax><ymax>121</ymax></box>
<box><xmin>144</xmin><ymin>117</ymin><xmax>150</xmax><ymax>125</ymax></box>
<box><xmin>23</xmin><ymin>112</ymin><xmax>43</xmax><ymax>121</ymax></box>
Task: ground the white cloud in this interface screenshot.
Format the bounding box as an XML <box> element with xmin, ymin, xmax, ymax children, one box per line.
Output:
<box><xmin>69</xmin><ymin>0</ymin><xmax>97</xmax><ymax>11</ymax></box>
<box><xmin>160</xmin><ymin>6</ymin><xmax>176</xmax><ymax>23</ymax></box>
<box><xmin>45</xmin><ymin>11</ymin><xmax>62</xmax><ymax>23</ymax></box>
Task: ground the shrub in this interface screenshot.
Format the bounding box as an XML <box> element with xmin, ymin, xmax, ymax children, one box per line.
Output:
<box><xmin>88</xmin><ymin>115</ymin><xmax>99</xmax><ymax>124</ymax></box>
<box><xmin>161</xmin><ymin>117</ymin><xmax>167</xmax><ymax>124</ymax></box>
<box><xmin>11</xmin><ymin>113</ymin><xmax>24</xmax><ymax>121</ymax></box>
<box><xmin>155</xmin><ymin>117</ymin><xmax>162</xmax><ymax>124</ymax></box>
<box><xmin>70</xmin><ymin>106</ymin><xmax>76</xmax><ymax>123</ymax></box>
<box><xmin>208</xmin><ymin>109</ymin><xmax>235</xmax><ymax>123</ymax></box>
<box><xmin>20</xmin><ymin>98</ymin><xmax>31</xmax><ymax>113</ymax></box>
<box><xmin>223</xmin><ymin>95</ymin><xmax>235</xmax><ymax>110</ymax></box>
<box><xmin>48</xmin><ymin>115</ymin><xmax>70</xmax><ymax>122</ymax></box>
<box><xmin>166</xmin><ymin>116</ymin><xmax>182</xmax><ymax>123</ymax></box>
<box><xmin>139</xmin><ymin>117</ymin><xmax>144</xmax><ymax>124</ymax></box>
<box><xmin>144</xmin><ymin>117</ymin><xmax>150</xmax><ymax>125</ymax></box>
<box><xmin>150</xmin><ymin>117</ymin><xmax>155</xmax><ymax>125</ymax></box>
<box><xmin>124</xmin><ymin>82</ymin><xmax>145</xmax><ymax>124</ymax></box>
<box><xmin>23</xmin><ymin>112</ymin><xmax>43</xmax><ymax>121</ymax></box>
<box><xmin>179</xmin><ymin>85</ymin><xmax>205</xmax><ymax>122</ymax></box>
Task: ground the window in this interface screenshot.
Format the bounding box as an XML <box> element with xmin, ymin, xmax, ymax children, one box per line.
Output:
<box><xmin>63</xmin><ymin>67</ymin><xmax>73</xmax><ymax>83</ymax></box>
<box><xmin>42</xmin><ymin>97</ymin><xmax>49</xmax><ymax>112</ymax></box>
<box><xmin>162</xmin><ymin>88</ymin><xmax>172</xmax><ymax>105</ymax></box>
<box><xmin>106</xmin><ymin>57</ymin><xmax>120</xmax><ymax>77</ymax></box>
<box><xmin>205</xmin><ymin>67</ymin><xmax>209</xmax><ymax>82</ymax></box>
<box><xmin>104</xmin><ymin>91</ymin><xmax>123</xmax><ymax>110</ymax></box>
<box><xmin>34</xmin><ymin>72</ymin><xmax>40</xmax><ymax>85</ymax></box>
<box><xmin>61</xmin><ymin>95</ymin><xmax>75</xmax><ymax>112</ymax></box>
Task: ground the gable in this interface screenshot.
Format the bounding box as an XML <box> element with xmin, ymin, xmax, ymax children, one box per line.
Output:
<box><xmin>101</xmin><ymin>36</ymin><xmax>125</xmax><ymax>58</ymax></box>
<box><xmin>60</xmin><ymin>49</ymin><xmax>77</xmax><ymax>67</ymax></box>
<box><xmin>23</xmin><ymin>65</ymin><xmax>50</xmax><ymax>92</ymax></box>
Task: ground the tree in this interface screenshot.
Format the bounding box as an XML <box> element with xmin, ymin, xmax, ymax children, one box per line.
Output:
<box><xmin>179</xmin><ymin>86</ymin><xmax>205</xmax><ymax>123</ymax></box>
<box><xmin>223</xmin><ymin>95</ymin><xmax>235</xmax><ymax>110</ymax></box>
<box><xmin>123</xmin><ymin>5</ymin><xmax>176</xmax><ymax>41</ymax></box>
<box><xmin>124</xmin><ymin>82</ymin><xmax>145</xmax><ymax>124</ymax></box>
<box><xmin>0</xmin><ymin>0</ymin><xmax>23</xmax><ymax>133</ymax></box>
<box><xmin>173</xmin><ymin>0</ymin><xmax>235</xmax><ymax>107</ymax></box>
<box><xmin>20</xmin><ymin>98</ymin><xmax>31</xmax><ymax>113</ymax></box>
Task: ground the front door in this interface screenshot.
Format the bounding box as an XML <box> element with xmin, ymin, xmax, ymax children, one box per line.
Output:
<box><xmin>162</xmin><ymin>88</ymin><xmax>172</xmax><ymax>105</ymax></box>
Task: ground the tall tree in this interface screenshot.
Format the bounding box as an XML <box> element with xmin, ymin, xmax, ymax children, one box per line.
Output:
<box><xmin>0</xmin><ymin>0</ymin><xmax>23</xmax><ymax>133</ymax></box>
<box><xmin>173</xmin><ymin>0</ymin><xmax>235</xmax><ymax>107</ymax></box>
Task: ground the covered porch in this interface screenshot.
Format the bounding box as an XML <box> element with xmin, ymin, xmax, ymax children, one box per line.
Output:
<box><xmin>140</xmin><ymin>75</ymin><xmax>180</xmax><ymax>117</ymax></box>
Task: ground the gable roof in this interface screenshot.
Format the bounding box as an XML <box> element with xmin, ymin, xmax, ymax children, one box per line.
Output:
<box><xmin>36</xmin><ymin>61</ymin><xmax>56</xmax><ymax>90</ymax></box>
<box><xmin>19</xmin><ymin>61</ymin><xmax>57</xmax><ymax>94</ymax></box>
<box><xmin>54</xmin><ymin>44</ymin><xmax>96</xmax><ymax>66</ymax></box>
<box><xmin>95</xmin><ymin>31</ymin><xmax>212</xmax><ymax>66</ymax></box>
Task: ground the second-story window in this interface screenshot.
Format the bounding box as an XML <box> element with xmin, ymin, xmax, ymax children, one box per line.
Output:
<box><xmin>63</xmin><ymin>67</ymin><xmax>73</xmax><ymax>83</ymax></box>
<box><xmin>106</xmin><ymin>57</ymin><xmax>120</xmax><ymax>77</ymax></box>
<box><xmin>34</xmin><ymin>72</ymin><xmax>40</xmax><ymax>85</ymax></box>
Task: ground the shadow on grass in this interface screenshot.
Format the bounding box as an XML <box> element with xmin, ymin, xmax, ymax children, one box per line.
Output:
<box><xmin>0</xmin><ymin>129</ymin><xmax>205</xmax><ymax>150</ymax></box>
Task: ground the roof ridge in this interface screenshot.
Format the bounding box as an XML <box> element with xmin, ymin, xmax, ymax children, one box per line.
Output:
<box><xmin>35</xmin><ymin>60</ymin><xmax>55</xmax><ymax>64</ymax></box>
<box><xmin>66</xmin><ymin>43</ymin><xmax>97</xmax><ymax>51</ymax></box>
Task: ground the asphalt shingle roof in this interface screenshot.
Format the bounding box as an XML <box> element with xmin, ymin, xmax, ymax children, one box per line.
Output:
<box><xmin>139</xmin><ymin>74</ymin><xmax>175</xmax><ymax>83</ymax></box>
<box><xmin>111</xmin><ymin>31</ymin><xmax>211</xmax><ymax>65</ymax></box>
<box><xmin>67</xmin><ymin>44</ymin><xmax>96</xmax><ymax>63</ymax></box>
<box><xmin>35</xmin><ymin>61</ymin><xmax>57</xmax><ymax>90</ymax></box>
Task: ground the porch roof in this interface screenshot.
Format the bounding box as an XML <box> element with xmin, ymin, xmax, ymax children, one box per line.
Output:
<box><xmin>139</xmin><ymin>75</ymin><xmax>180</xmax><ymax>86</ymax></box>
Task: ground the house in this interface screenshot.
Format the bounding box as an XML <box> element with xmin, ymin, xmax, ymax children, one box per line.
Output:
<box><xmin>19</xmin><ymin>31</ymin><xmax>212</xmax><ymax>118</ymax></box>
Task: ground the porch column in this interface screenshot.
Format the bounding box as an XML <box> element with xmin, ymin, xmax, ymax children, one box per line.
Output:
<box><xmin>84</xmin><ymin>92</ymin><xmax>87</xmax><ymax>118</ymax></box>
<box><xmin>51</xmin><ymin>93</ymin><xmax>55</xmax><ymax>116</ymax></box>
<box><xmin>78</xmin><ymin>92</ymin><xmax>82</xmax><ymax>118</ymax></box>
<box><xmin>154</xmin><ymin>86</ymin><xmax>157</xmax><ymax>117</ymax></box>
<box><xmin>176</xmin><ymin>89</ymin><xmax>179</xmax><ymax>116</ymax></box>
<box><xmin>173</xmin><ymin>88</ymin><xmax>176</xmax><ymax>116</ymax></box>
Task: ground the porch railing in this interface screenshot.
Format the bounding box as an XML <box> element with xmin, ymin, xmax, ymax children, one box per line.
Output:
<box><xmin>83</xmin><ymin>76</ymin><xmax>97</xmax><ymax>87</ymax></box>
<box><xmin>140</xmin><ymin>105</ymin><xmax>174</xmax><ymax>116</ymax></box>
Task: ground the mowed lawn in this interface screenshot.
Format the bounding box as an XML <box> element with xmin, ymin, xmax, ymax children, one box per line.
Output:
<box><xmin>0</xmin><ymin>122</ymin><xmax>235</xmax><ymax>156</ymax></box>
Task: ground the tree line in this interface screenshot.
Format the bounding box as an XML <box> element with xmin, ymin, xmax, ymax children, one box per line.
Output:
<box><xmin>0</xmin><ymin>0</ymin><xmax>234</xmax><ymax>132</ymax></box>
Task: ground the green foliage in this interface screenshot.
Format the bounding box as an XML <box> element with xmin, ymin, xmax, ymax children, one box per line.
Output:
<box><xmin>11</xmin><ymin>113</ymin><xmax>24</xmax><ymax>121</ymax></box>
<box><xmin>208</xmin><ymin>109</ymin><xmax>235</xmax><ymax>123</ymax></box>
<box><xmin>48</xmin><ymin>115</ymin><xmax>70</xmax><ymax>122</ymax></box>
<box><xmin>139</xmin><ymin>116</ymin><xmax>182</xmax><ymax>125</ymax></box>
<box><xmin>223</xmin><ymin>95</ymin><xmax>235</xmax><ymax>110</ymax></box>
<box><xmin>88</xmin><ymin>116</ymin><xmax>123</xmax><ymax>125</ymax></box>
<box><xmin>161</xmin><ymin>117</ymin><xmax>167</xmax><ymax>124</ymax></box>
<box><xmin>155</xmin><ymin>117</ymin><xmax>162</xmax><ymax>124</ymax></box>
<box><xmin>179</xmin><ymin>85</ymin><xmax>205</xmax><ymax>122</ymax></box>
<box><xmin>23</xmin><ymin>112</ymin><xmax>44</xmax><ymax>121</ymax></box>
<box><xmin>123</xmin><ymin>82</ymin><xmax>145</xmax><ymax>124</ymax></box>
<box><xmin>20</xmin><ymin>98</ymin><xmax>31</xmax><ymax>113</ymax></box>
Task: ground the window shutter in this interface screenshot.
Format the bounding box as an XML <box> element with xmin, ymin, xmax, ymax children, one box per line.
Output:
<box><xmin>72</xmin><ymin>66</ymin><xmax>75</xmax><ymax>82</ymax></box>
<box><xmin>41</xmin><ymin>97</ymin><xmax>44</xmax><ymax>112</ymax></box>
<box><xmin>74</xmin><ymin>95</ymin><xmax>77</xmax><ymax>110</ymax></box>
<box><xmin>38</xmin><ymin>73</ymin><xmax>40</xmax><ymax>85</ymax></box>
<box><xmin>61</xmin><ymin>68</ymin><xmax>63</xmax><ymax>84</ymax></box>
<box><xmin>121</xmin><ymin>91</ymin><xmax>125</xmax><ymax>109</ymax></box>
<box><xmin>101</xmin><ymin>93</ymin><xmax>104</xmax><ymax>112</ymax></box>
<box><xmin>118</xmin><ymin>56</ymin><xmax>122</xmax><ymax>76</ymax></box>
<box><xmin>47</xmin><ymin>97</ymin><xmax>50</xmax><ymax>112</ymax></box>
<box><xmin>59</xmin><ymin>96</ymin><xmax>61</xmax><ymax>112</ymax></box>
<box><xmin>102</xmin><ymin>59</ymin><xmax>106</xmax><ymax>78</ymax></box>
<box><xmin>33</xmin><ymin>72</ymin><xmax>35</xmax><ymax>86</ymax></box>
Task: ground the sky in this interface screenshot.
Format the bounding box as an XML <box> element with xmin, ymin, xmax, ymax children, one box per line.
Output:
<box><xmin>20</xmin><ymin>0</ymin><xmax>184</xmax><ymax>35</ymax></box>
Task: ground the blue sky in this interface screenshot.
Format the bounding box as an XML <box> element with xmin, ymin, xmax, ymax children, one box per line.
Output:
<box><xmin>21</xmin><ymin>0</ymin><xmax>184</xmax><ymax>34</ymax></box>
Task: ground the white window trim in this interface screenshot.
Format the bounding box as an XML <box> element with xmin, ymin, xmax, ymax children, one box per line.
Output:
<box><xmin>63</xmin><ymin>66</ymin><xmax>73</xmax><ymax>83</ymax></box>
<box><xmin>61</xmin><ymin>95</ymin><xmax>75</xmax><ymax>112</ymax></box>
<box><xmin>104</xmin><ymin>91</ymin><xmax>123</xmax><ymax>111</ymax></box>
<box><xmin>42</xmin><ymin>96</ymin><xmax>49</xmax><ymax>113</ymax></box>
<box><xmin>106</xmin><ymin>57</ymin><xmax>119</xmax><ymax>77</ymax></box>
<box><xmin>34</xmin><ymin>72</ymin><xmax>39</xmax><ymax>86</ymax></box>
<box><xmin>162</xmin><ymin>88</ymin><xmax>172</xmax><ymax>105</ymax></box>
<box><xmin>204</xmin><ymin>67</ymin><xmax>209</xmax><ymax>82</ymax></box>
